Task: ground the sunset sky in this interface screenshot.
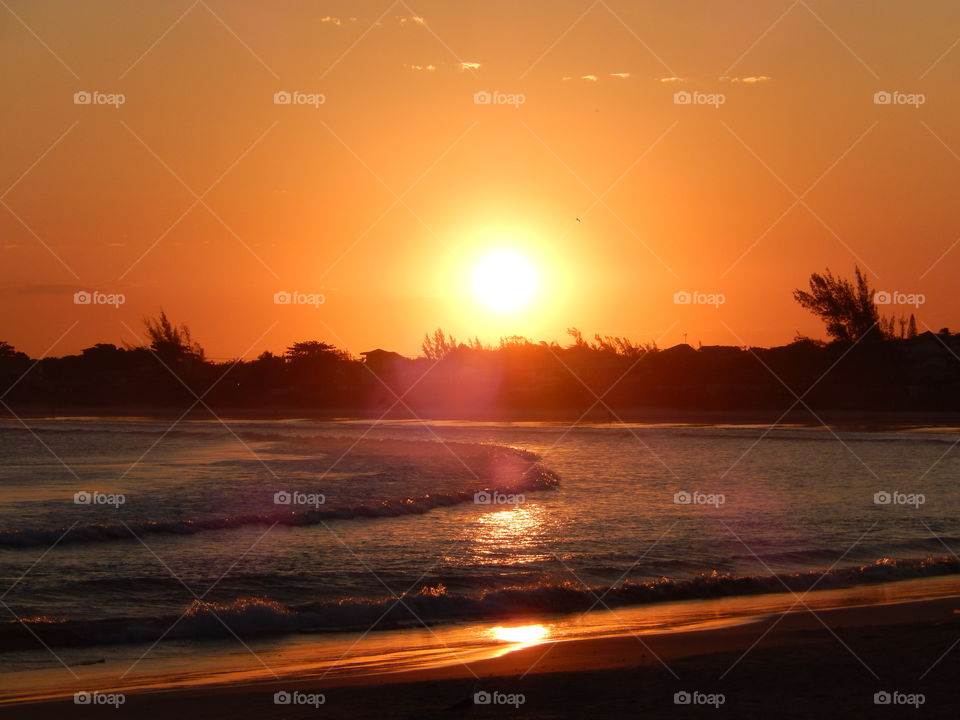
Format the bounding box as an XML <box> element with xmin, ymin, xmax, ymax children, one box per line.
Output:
<box><xmin>2</xmin><ymin>0</ymin><xmax>960</xmax><ymax>360</ymax></box>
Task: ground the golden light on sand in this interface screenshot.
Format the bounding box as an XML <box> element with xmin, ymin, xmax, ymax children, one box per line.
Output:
<box><xmin>471</xmin><ymin>250</ymin><xmax>538</xmax><ymax>313</ymax></box>
<box><xmin>490</xmin><ymin>624</ymin><xmax>549</xmax><ymax>644</ymax></box>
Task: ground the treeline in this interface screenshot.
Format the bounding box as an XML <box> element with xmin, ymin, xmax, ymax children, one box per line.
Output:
<box><xmin>1</xmin><ymin>268</ymin><xmax>958</xmax><ymax>416</ymax></box>
<box><xmin>1</xmin><ymin>322</ymin><xmax>958</xmax><ymax>416</ymax></box>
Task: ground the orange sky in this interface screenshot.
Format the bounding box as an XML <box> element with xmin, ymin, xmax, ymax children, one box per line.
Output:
<box><xmin>2</xmin><ymin>1</ymin><xmax>960</xmax><ymax>360</ymax></box>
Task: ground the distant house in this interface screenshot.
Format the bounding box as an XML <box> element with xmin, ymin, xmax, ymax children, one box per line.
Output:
<box><xmin>662</xmin><ymin>343</ymin><xmax>696</xmax><ymax>356</ymax></box>
<box><xmin>698</xmin><ymin>345</ymin><xmax>744</xmax><ymax>358</ymax></box>
<box><xmin>360</xmin><ymin>349</ymin><xmax>405</xmax><ymax>373</ymax></box>
<box><xmin>905</xmin><ymin>332</ymin><xmax>953</xmax><ymax>383</ymax></box>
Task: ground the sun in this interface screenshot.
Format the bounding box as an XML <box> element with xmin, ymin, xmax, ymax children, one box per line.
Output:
<box><xmin>472</xmin><ymin>250</ymin><xmax>538</xmax><ymax>312</ymax></box>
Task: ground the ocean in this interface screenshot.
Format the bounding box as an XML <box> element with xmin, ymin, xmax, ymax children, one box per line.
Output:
<box><xmin>0</xmin><ymin>418</ymin><xmax>958</xmax><ymax>696</ymax></box>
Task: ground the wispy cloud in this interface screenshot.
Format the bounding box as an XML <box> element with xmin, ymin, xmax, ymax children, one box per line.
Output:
<box><xmin>563</xmin><ymin>73</ymin><xmax>625</xmax><ymax>82</ymax></box>
<box><xmin>320</xmin><ymin>16</ymin><xmax>357</xmax><ymax>25</ymax></box>
<box><xmin>402</xmin><ymin>61</ymin><xmax>478</xmax><ymax>72</ymax></box>
<box><xmin>720</xmin><ymin>75</ymin><xmax>772</xmax><ymax>83</ymax></box>
<box><xmin>659</xmin><ymin>76</ymin><xmax>686</xmax><ymax>83</ymax></box>
<box><xmin>398</xmin><ymin>16</ymin><xmax>426</xmax><ymax>26</ymax></box>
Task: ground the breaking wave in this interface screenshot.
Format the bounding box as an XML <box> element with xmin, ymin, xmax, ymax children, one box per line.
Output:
<box><xmin>4</xmin><ymin>555</ymin><xmax>958</xmax><ymax>650</ymax></box>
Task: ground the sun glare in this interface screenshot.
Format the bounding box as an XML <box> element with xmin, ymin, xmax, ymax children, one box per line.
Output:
<box><xmin>472</xmin><ymin>250</ymin><xmax>538</xmax><ymax>313</ymax></box>
<box><xmin>490</xmin><ymin>624</ymin><xmax>549</xmax><ymax>644</ymax></box>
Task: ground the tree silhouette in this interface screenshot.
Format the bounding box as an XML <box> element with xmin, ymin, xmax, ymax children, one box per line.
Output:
<box><xmin>285</xmin><ymin>341</ymin><xmax>349</xmax><ymax>364</ymax></box>
<box><xmin>421</xmin><ymin>329</ymin><xmax>457</xmax><ymax>360</ymax></box>
<box><xmin>0</xmin><ymin>341</ymin><xmax>27</xmax><ymax>360</ymax></box>
<box><xmin>793</xmin><ymin>267</ymin><xmax>881</xmax><ymax>343</ymax></box>
<box><xmin>143</xmin><ymin>311</ymin><xmax>204</xmax><ymax>363</ymax></box>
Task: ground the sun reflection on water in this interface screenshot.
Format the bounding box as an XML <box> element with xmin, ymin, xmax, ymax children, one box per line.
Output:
<box><xmin>489</xmin><ymin>624</ymin><xmax>550</xmax><ymax>644</ymax></box>
<box><xmin>468</xmin><ymin>504</ymin><xmax>554</xmax><ymax>564</ymax></box>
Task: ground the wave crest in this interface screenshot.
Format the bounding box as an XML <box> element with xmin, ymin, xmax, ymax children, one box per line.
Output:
<box><xmin>3</xmin><ymin>556</ymin><xmax>957</xmax><ymax>650</ymax></box>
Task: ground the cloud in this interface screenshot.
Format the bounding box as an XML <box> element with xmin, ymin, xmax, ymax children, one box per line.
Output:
<box><xmin>659</xmin><ymin>76</ymin><xmax>686</xmax><ymax>83</ymax></box>
<box><xmin>320</xmin><ymin>16</ymin><xmax>357</xmax><ymax>25</ymax></box>
<box><xmin>402</xmin><ymin>62</ymin><xmax>477</xmax><ymax>72</ymax></box>
<box><xmin>562</xmin><ymin>73</ymin><xmax>629</xmax><ymax>81</ymax></box>
<box><xmin>399</xmin><ymin>16</ymin><xmax>426</xmax><ymax>25</ymax></box>
<box><xmin>720</xmin><ymin>75</ymin><xmax>772</xmax><ymax>83</ymax></box>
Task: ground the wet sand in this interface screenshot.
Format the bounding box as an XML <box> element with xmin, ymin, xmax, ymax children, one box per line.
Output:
<box><xmin>5</xmin><ymin>592</ymin><xmax>960</xmax><ymax>718</ymax></box>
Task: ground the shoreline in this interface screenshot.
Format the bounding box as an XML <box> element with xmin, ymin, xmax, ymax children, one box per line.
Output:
<box><xmin>5</xmin><ymin>579</ymin><xmax>960</xmax><ymax>717</ymax></box>
<box><xmin>4</xmin><ymin>407</ymin><xmax>960</xmax><ymax>429</ymax></box>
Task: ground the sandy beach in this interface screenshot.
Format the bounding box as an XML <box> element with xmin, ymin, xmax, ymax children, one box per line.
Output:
<box><xmin>5</xmin><ymin>585</ymin><xmax>960</xmax><ymax>719</ymax></box>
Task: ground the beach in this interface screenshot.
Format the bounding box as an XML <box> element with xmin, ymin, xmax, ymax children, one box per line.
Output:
<box><xmin>5</xmin><ymin>0</ymin><xmax>960</xmax><ymax>715</ymax></box>
<box><xmin>2</xmin><ymin>418</ymin><xmax>957</xmax><ymax>718</ymax></box>
<box><xmin>4</xmin><ymin>588</ymin><xmax>958</xmax><ymax>718</ymax></box>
